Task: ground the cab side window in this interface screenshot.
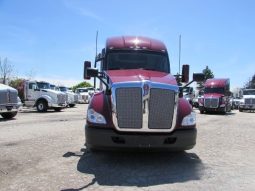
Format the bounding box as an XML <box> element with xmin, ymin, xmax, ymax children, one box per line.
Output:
<box><xmin>29</xmin><ymin>83</ymin><xmax>36</xmax><ymax>90</ymax></box>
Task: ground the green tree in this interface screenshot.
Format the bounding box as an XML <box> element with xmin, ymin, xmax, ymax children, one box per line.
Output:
<box><xmin>72</xmin><ymin>81</ymin><xmax>92</xmax><ymax>91</ymax></box>
<box><xmin>197</xmin><ymin>65</ymin><xmax>214</xmax><ymax>90</ymax></box>
<box><xmin>244</xmin><ymin>74</ymin><xmax>255</xmax><ymax>89</ymax></box>
<box><xmin>9</xmin><ymin>78</ymin><xmax>25</xmax><ymax>101</ymax></box>
<box><xmin>203</xmin><ymin>65</ymin><xmax>214</xmax><ymax>80</ymax></box>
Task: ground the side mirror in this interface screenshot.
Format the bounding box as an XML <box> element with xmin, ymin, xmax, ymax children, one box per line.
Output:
<box><xmin>181</xmin><ymin>64</ymin><xmax>189</xmax><ymax>83</ymax></box>
<box><xmin>87</xmin><ymin>68</ymin><xmax>99</xmax><ymax>77</ymax></box>
<box><xmin>84</xmin><ymin>61</ymin><xmax>91</xmax><ymax>80</ymax></box>
<box><xmin>193</xmin><ymin>73</ymin><xmax>205</xmax><ymax>82</ymax></box>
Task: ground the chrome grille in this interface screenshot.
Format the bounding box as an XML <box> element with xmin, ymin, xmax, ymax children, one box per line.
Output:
<box><xmin>10</xmin><ymin>91</ymin><xmax>18</xmax><ymax>104</ymax></box>
<box><xmin>116</xmin><ymin>87</ymin><xmax>142</xmax><ymax>129</ymax></box>
<box><xmin>148</xmin><ymin>89</ymin><xmax>175</xmax><ymax>129</ymax></box>
<box><xmin>245</xmin><ymin>98</ymin><xmax>255</xmax><ymax>105</ymax></box>
<box><xmin>204</xmin><ymin>98</ymin><xmax>219</xmax><ymax>108</ymax></box>
<box><xmin>0</xmin><ymin>91</ymin><xmax>8</xmax><ymax>104</ymax></box>
<box><xmin>57</xmin><ymin>94</ymin><xmax>66</xmax><ymax>104</ymax></box>
<box><xmin>82</xmin><ymin>95</ymin><xmax>88</xmax><ymax>100</ymax></box>
<box><xmin>74</xmin><ymin>94</ymin><xmax>79</xmax><ymax>102</ymax></box>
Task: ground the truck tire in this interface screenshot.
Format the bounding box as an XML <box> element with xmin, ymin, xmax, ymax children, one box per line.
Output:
<box><xmin>222</xmin><ymin>107</ymin><xmax>227</xmax><ymax>115</ymax></box>
<box><xmin>36</xmin><ymin>100</ymin><xmax>48</xmax><ymax>112</ymax></box>
<box><xmin>54</xmin><ymin>108</ymin><xmax>62</xmax><ymax>112</ymax></box>
<box><xmin>239</xmin><ymin>108</ymin><xmax>243</xmax><ymax>112</ymax></box>
<box><xmin>200</xmin><ymin>110</ymin><xmax>204</xmax><ymax>114</ymax></box>
<box><xmin>1</xmin><ymin>112</ymin><xmax>18</xmax><ymax>119</ymax></box>
<box><xmin>69</xmin><ymin>104</ymin><xmax>75</xmax><ymax>108</ymax></box>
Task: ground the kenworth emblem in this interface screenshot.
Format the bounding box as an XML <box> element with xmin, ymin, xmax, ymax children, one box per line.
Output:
<box><xmin>143</xmin><ymin>83</ymin><xmax>149</xmax><ymax>96</ymax></box>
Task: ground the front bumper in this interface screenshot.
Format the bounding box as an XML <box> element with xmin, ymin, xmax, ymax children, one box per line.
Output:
<box><xmin>239</xmin><ymin>104</ymin><xmax>255</xmax><ymax>110</ymax></box>
<box><xmin>199</xmin><ymin>106</ymin><xmax>226</xmax><ymax>112</ymax></box>
<box><xmin>85</xmin><ymin>125</ymin><xmax>197</xmax><ymax>151</ymax></box>
<box><xmin>0</xmin><ymin>104</ymin><xmax>19</xmax><ymax>113</ymax></box>
<box><xmin>51</xmin><ymin>103</ymin><xmax>67</xmax><ymax>108</ymax></box>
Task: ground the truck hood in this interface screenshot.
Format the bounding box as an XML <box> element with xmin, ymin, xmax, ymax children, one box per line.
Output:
<box><xmin>0</xmin><ymin>84</ymin><xmax>17</xmax><ymax>92</ymax></box>
<box><xmin>105</xmin><ymin>69</ymin><xmax>177</xmax><ymax>85</ymax></box>
<box><xmin>204</xmin><ymin>93</ymin><xmax>223</xmax><ymax>98</ymax></box>
<box><xmin>42</xmin><ymin>89</ymin><xmax>65</xmax><ymax>95</ymax></box>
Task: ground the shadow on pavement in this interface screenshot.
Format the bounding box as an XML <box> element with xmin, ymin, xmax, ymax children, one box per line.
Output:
<box><xmin>61</xmin><ymin>148</ymin><xmax>205</xmax><ymax>190</ymax></box>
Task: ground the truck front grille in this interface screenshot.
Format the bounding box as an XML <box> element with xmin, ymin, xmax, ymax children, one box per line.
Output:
<box><xmin>148</xmin><ymin>89</ymin><xmax>175</xmax><ymax>129</ymax></box>
<box><xmin>0</xmin><ymin>92</ymin><xmax>8</xmax><ymax>104</ymax></box>
<box><xmin>74</xmin><ymin>94</ymin><xmax>79</xmax><ymax>102</ymax></box>
<box><xmin>57</xmin><ymin>94</ymin><xmax>66</xmax><ymax>104</ymax></box>
<box><xmin>9</xmin><ymin>91</ymin><xmax>18</xmax><ymax>104</ymax></box>
<box><xmin>115</xmin><ymin>87</ymin><xmax>176</xmax><ymax>131</ymax></box>
<box><xmin>204</xmin><ymin>98</ymin><xmax>219</xmax><ymax>108</ymax></box>
<box><xmin>0</xmin><ymin>91</ymin><xmax>18</xmax><ymax>104</ymax></box>
<box><xmin>245</xmin><ymin>98</ymin><xmax>255</xmax><ymax>105</ymax></box>
<box><xmin>116</xmin><ymin>88</ymin><xmax>142</xmax><ymax>129</ymax></box>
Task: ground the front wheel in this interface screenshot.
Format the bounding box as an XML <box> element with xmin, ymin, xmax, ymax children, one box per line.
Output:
<box><xmin>239</xmin><ymin>108</ymin><xmax>243</xmax><ymax>112</ymax></box>
<box><xmin>200</xmin><ymin>110</ymin><xmax>204</xmax><ymax>114</ymax></box>
<box><xmin>69</xmin><ymin>104</ymin><xmax>75</xmax><ymax>108</ymax></box>
<box><xmin>36</xmin><ymin>100</ymin><xmax>48</xmax><ymax>112</ymax></box>
<box><xmin>1</xmin><ymin>112</ymin><xmax>18</xmax><ymax>119</ymax></box>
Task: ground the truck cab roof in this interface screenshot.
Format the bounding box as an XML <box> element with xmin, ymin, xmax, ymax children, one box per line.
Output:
<box><xmin>204</xmin><ymin>78</ymin><xmax>230</xmax><ymax>88</ymax></box>
<box><xmin>106</xmin><ymin>36</ymin><xmax>167</xmax><ymax>53</ymax></box>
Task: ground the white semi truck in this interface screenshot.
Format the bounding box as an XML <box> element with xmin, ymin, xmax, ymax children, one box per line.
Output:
<box><xmin>75</xmin><ymin>88</ymin><xmax>91</xmax><ymax>104</ymax></box>
<box><xmin>21</xmin><ymin>80</ymin><xmax>67</xmax><ymax>112</ymax></box>
<box><xmin>239</xmin><ymin>89</ymin><xmax>255</xmax><ymax>112</ymax></box>
<box><xmin>0</xmin><ymin>83</ymin><xmax>21</xmax><ymax>119</ymax></box>
<box><xmin>57</xmin><ymin>86</ymin><xmax>78</xmax><ymax>107</ymax></box>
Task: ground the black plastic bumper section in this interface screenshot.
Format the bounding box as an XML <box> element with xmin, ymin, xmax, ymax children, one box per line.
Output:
<box><xmin>85</xmin><ymin>125</ymin><xmax>197</xmax><ymax>151</ymax></box>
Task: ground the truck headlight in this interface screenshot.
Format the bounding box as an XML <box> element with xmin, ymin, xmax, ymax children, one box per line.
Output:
<box><xmin>87</xmin><ymin>108</ymin><xmax>106</xmax><ymax>124</ymax></box>
<box><xmin>181</xmin><ymin>112</ymin><xmax>196</xmax><ymax>126</ymax></box>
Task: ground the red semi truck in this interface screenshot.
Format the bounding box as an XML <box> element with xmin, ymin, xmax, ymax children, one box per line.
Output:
<box><xmin>83</xmin><ymin>36</ymin><xmax>204</xmax><ymax>151</ymax></box>
<box><xmin>198</xmin><ymin>78</ymin><xmax>231</xmax><ymax>114</ymax></box>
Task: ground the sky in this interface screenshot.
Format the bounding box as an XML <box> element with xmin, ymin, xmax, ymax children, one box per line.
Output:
<box><xmin>0</xmin><ymin>0</ymin><xmax>254</xmax><ymax>89</ymax></box>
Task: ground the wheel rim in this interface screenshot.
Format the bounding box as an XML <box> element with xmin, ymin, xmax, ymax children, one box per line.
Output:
<box><xmin>38</xmin><ymin>103</ymin><xmax>44</xmax><ymax>110</ymax></box>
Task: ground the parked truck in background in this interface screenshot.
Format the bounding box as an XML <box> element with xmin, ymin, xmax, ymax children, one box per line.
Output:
<box><xmin>0</xmin><ymin>84</ymin><xmax>21</xmax><ymax>119</ymax></box>
<box><xmin>75</xmin><ymin>88</ymin><xmax>91</xmax><ymax>104</ymax></box>
<box><xmin>83</xmin><ymin>36</ymin><xmax>204</xmax><ymax>151</ymax></box>
<box><xmin>239</xmin><ymin>89</ymin><xmax>255</xmax><ymax>112</ymax></box>
<box><xmin>57</xmin><ymin>86</ymin><xmax>78</xmax><ymax>107</ymax></box>
<box><xmin>19</xmin><ymin>80</ymin><xmax>67</xmax><ymax>112</ymax></box>
<box><xmin>198</xmin><ymin>78</ymin><xmax>231</xmax><ymax>114</ymax></box>
<box><xmin>182</xmin><ymin>86</ymin><xmax>195</xmax><ymax>106</ymax></box>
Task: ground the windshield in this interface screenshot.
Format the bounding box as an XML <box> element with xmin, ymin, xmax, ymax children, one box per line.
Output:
<box><xmin>78</xmin><ymin>89</ymin><xmax>88</xmax><ymax>93</ymax></box>
<box><xmin>59</xmin><ymin>87</ymin><xmax>68</xmax><ymax>92</ymax></box>
<box><xmin>37</xmin><ymin>82</ymin><xmax>50</xmax><ymax>89</ymax></box>
<box><xmin>107</xmin><ymin>51</ymin><xmax>169</xmax><ymax>73</ymax></box>
<box><xmin>50</xmin><ymin>85</ymin><xmax>55</xmax><ymax>90</ymax></box>
<box><xmin>243</xmin><ymin>90</ymin><xmax>255</xmax><ymax>95</ymax></box>
<box><xmin>87</xmin><ymin>87</ymin><xmax>94</xmax><ymax>91</ymax></box>
<box><xmin>205</xmin><ymin>87</ymin><xmax>225</xmax><ymax>94</ymax></box>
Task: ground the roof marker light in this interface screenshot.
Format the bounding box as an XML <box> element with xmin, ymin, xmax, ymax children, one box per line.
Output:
<box><xmin>133</xmin><ymin>38</ymin><xmax>140</xmax><ymax>45</ymax></box>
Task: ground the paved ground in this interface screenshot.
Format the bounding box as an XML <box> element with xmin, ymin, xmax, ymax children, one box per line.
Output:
<box><xmin>0</xmin><ymin>104</ymin><xmax>254</xmax><ymax>191</ymax></box>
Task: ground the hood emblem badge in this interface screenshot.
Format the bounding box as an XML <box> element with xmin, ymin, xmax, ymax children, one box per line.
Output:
<box><xmin>143</xmin><ymin>84</ymin><xmax>149</xmax><ymax>96</ymax></box>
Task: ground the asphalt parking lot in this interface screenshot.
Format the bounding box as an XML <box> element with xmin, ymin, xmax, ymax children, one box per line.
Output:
<box><xmin>0</xmin><ymin>104</ymin><xmax>255</xmax><ymax>191</ymax></box>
